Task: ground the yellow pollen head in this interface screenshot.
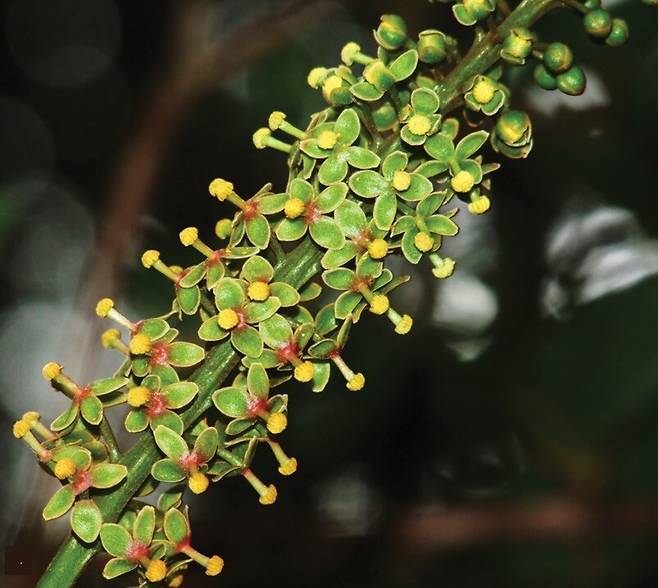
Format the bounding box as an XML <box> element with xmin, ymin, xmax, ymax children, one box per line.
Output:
<box><xmin>101</xmin><ymin>328</ymin><xmax>121</xmax><ymax>349</ymax></box>
<box><xmin>279</xmin><ymin>457</ymin><xmax>298</xmax><ymax>476</ymax></box>
<box><xmin>22</xmin><ymin>411</ymin><xmax>40</xmax><ymax>424</ymax></box>
<box><xmin>432</xmin><ymin>257</ymin><xmax>456</xmax><ymax>279</ymax></box>
<box><xmin>266</xmin><ymin>412</ymin><xmax>288</xmax><ymax>435</ymax></box>
<box><xmin>209</xmin><ymin>178</ymin><xmax>234</xmax><ymax>200</ymax></box>
<box><xmin>179</xmin><ymin>227</ymin><xmax>198</xmax><ymax>247</ymax></box>
<box><xmin>188</xmin><ymin>471</ymin><xmax>210</xmax><ymax>495</ymax></box>
<box><xmin>205</xmin><ymin>555</ymin><xmax>224</xmax><ymax>576</ymax></box>
<box><xmin>54</xmin><ymin>458</ymin><xmax>77</xmax><ymax>480</ymax></box>
<box><xmin>307</xmin><ymin>67</ymin><xmax>328</xmax><ymax>88</ymax></box>
<box><xmin>129</xmin><ymin>333</ymin><xmax>152</xmax><ymax>355</ymax></box>
<box><xmin>322</xmin><ymin>75</ymin><xmax>343</xmax><ymax>101</ymax></box>
<box><xmin>394</xmin><ymin>314</ymin><xmax>413</xmax><ymax>335</ymax></box>
<box><xmin>217</xmin><ymin>308</ymin><xmax>239</xmax><ymax>330</ymax></box>
<box><xmin>341</xmin><ymin>41</ymin><xmax>361</xmax><ymax>65</ymax></box>
<box><xmin>408</xmin><ymin>114</ymin><xmax>431</xmax><ymax>136</ymax></box>
<box><xmin>367</xmin><ymin>238</ymin><xmax>388</xmax><ymax>260</ymax></box>
<box><xmin>451</xmin><ymin>170</ymin><xmax>475</xmax><ymax>193</ymax></box>
<box><xmin>414</xmin><ymin>231</ymin><xmax>434</xmax><ymax>252</ymax></box>
<box><xmin>247</xmin><ymin>281</ymin><xmax>270</xmax><ymax>301</ymax></box>
<box><xmin>145</xmin><ymin>559</ymin><xmax>167</xmax><ymax>583</ymax></box>
<box><xmin>13</xmin><ymin>419</ymin><xmax>30</xmax><ymax>439</ymax></box>
<box><xmin>284</xmin><ymin>197</ymin><xmax>306</xmax><ymax>219</ymax></box>
<box><xmin>392</xmin><ymin>170</ymin><xmax>411</xmax><ymax>192</ymax></box>
<box><xmin>346</xmin><ymin>372</ymin><xmax>365</xmax><ymax>391</ymax></box>
<box><xmin>127</xmin><ymin>386</ymin><xmax>150</xmax><ymax>408</ymax></box>
<box><xmin>468</xmin><ymin>195</ymin><xmax>491</xmax><ymax>215</ymax></box>
<box><xmin>141</xmin><ymin>249</ymin><xmax>160</xmax><ymax>269</ymax></box>
<box><xmin>294</xmin><ymin>361</ymin><xmax>315</xmax><ymax>383</ymax></box>
<box><xmin>252</xmin><ymin>128</ymin><xmax>271</xmax><ymax>149</ymax></box>
<box><xmin>215</xmin><ymin>218</ymin><xmax>233</xmax><ymax>240</ymax></box>
<box><xmin>369</xmin><ymin>294</ymin><xmax>390</xmax><ymax>315</ymax></box>
<box><xmin>42</xmin><ymin>362</ymin><xmax>62</xmax><ymax>382</ymax></box>
<box><xmin>95</xmin><ymin>298</ymin><xmax>114</xmax><ymax>318</ymax></box>
<box><xmin>472</xmin><ymin>78</ymin><xmax>496</xmax><ymax>104</ymax></box>
<box><xmin>268</xmin><ymin>111</ymin><xmax>286</xmax><ymax>130</ymax></box>
<box><xmin>259</xmin><ymin>484</ymin><xmax>278</xmax><ymax>505</ymax></box>
<box><xmin>317</xmin><ymin>130</ymin><xmax>338</xmax><ymax>150</ymax></box>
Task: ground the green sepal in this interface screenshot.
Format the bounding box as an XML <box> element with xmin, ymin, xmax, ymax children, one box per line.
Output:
<box><xmin>259</xmin><ymin>314</ymin><xmax>293</xmax><ymax>349</ymax></box>
<box><xmin>425</xmin><ymin>133</ymin><xmax>455</xmax><ymax>163</ymax></box>
<box><xmin>130</xmin><ymin>356</ymin><xmax>149</xmax><ymax>378</ymax></box>
<box><xmin>334</xmin><ymin>108</ymin><xmax>360</xmax><ymax>145</ymax></box>
<box><xmin>276</xmin><ymin>218</ymin><xmax>308</xmax><ymax>242</ymax></box>
<box><xmin>247</xmin><ymin>363</ymin><xmax>269</xmax><ymax>400</ymax></box>
<box><xmin>415</xmin><ymin>160</ymin><xmax>449</xmax><ymax>177</ymax></box>
<box><xmin>231</xmin><ymin>325</ymin><xmax>263</xmax><ymax>358</ymax></box>
<box><xmin>151</xmin><ymin>458</ymin><xmax>186</xmax><ymax>483</ymax></box>
<box><xmin>294</xmin><ymin>322</ymin><xmax>315</xmax><ymax>350</ymax></box>
<box><xmin>162</xmin><ymin>382</ymin><xmax>198</xmax><ymax>409</ymax></box>
<box><xmin>382</xmin><ymin>151</ymin><xmax>408</xmax><ymax>178</ymax></box>
<box><xmin>334</xmin><ymin>199</ymin><xmax>367</xmax><ymax>236</ymax></box>
<box><xmin>125</xmin><ymin>409</ymin><xmax>148</xmax><ymax>433</ymax></box>
<box><xmin>346</xmin><ymin>147</ymin><xmax>380</xmax><ymax>170</ymax></box>
<box><xmin>213</xmin><ymin>386</ymin><xmax>249</xmax><ymax>418</ymax></box>
<box><xmin>299</xmin><ymin>282</ymin><xmax>322</xmax><ymax>302</ymax></box>
<box><xmin>399</xmin><ymin>174</ymin><xmax>433</xmax><ymax>202</ymax></box>
<box><xmin>157</xmin><ymin>486</ymin><xmax>184</xmax><ymax>512</ymax></box>
<box><xmin>52</xmin><ymin>446</ymin><xmax>92</xmax><ymax>471</ymax></box>
<box><xmin>323</xmin><ymin>267</ymin><xmax>355</xmax><ymax>290</ymax></box>
<box><xmin>133</xmin><ymin>505</ymin><xmax>156</xmax><ymax>545</ymax></box>
<box><xmin>318</xmin><ymin>154</ymin><xmax>349</xmax><ymax>185</ymax></box>
<box><xmin>269</xmin><ymin>282</ymin><xmax>300</xmax><ymax>307</ymax></box>
<box><xmin>90</xmin><ymin>463</ymin><xmax>128</xmax><ymax>489</ymax></box>
<box><xmin>150</xmin><ymin>410</ymin><xmax>184</xmax><ymax>435</ymax></box>
<box><xmin>153</xmin><ymin>425</ymin><xmax>188</xmax><ymax>460</ymax></box>
<box><xmin>51</xmin><ymin>404</ymin><xmax>79</xmax><ymax>432</ymax></box>
<box><xmin>198</xmin><ymin>316</ymin><xmax>229</xmax><ymax>342</ymax></box>
<box><xmin>43</xmin><ymin>485</ymin><xmax>76</xmax><ymax>520</ymax></box>
<box><xmin>455</xmin><ymin>130</ymin><xmax>489</xmax><ymax>159</ymax></box>
<box><xmin>225</xmin><ymin>418</ymin><xmax>254</xmax><ymax>436</ymax></box>
<box><xmin>71</xmin><ymin>499</ymin><xmax>103</xmax><ymax>543</ymax></box>
<box><xmin>137</xmin><ymin>318</ymin><xmax>170</xmax><ymax>340</ymax></box>
<box><xmin>401</xmin><ymin>228</ymin><xmax>422</xmax><ymax>263</ymax></box>
<box><xmin>214</xmin><ymin>277</ymin><xmax>246</xmax><ymax>309</ymax></box>
<box><xmin>426</xmin><ymin>214</ymin><xmax>459</xmax><ymax>236</ymax></box>
<box><xmin>241</xmin><ymin>348</ymin><xmax>281</xmax><ymax>369</ymax></box>
<box><xmin>178</xmin><ymin>262</ymin><xmax>206</xmax><ymax>288</ymax></box>
<box><xmin>80</xmin><ymin>395</ymin><xmax>103</xmax><ymax>425</ymax></box>
<box><xmin>315</xmin><ymin>304</ymin><xmax>338</xmax><ymax>336</ymax></box>
<box><xmin>164</xmin><ymin>508</ymin><xmax>189</xmax><ymax>545</ymax></box>
<box><xmin>246</xmin><ymin>213</ymin><xmax>271</xmax><ymax>249</ymax></box>
<box><xmin>334</xmin><ymin>291</ymin><xmax>361</xmax><ymax>319</ymax></box>
<box><xmin>316</xmin><ymin>182</ymin><xmax>348</xmax><ymax>213</ymax></box>
<box><xmin>311</xmin><ymin>361</ymin><xmax>331</xmax><ymax>392</ymax></box>
<box><xmin>241</xmin><ymin>255</ymin><xmax>274</xmax><ymax>282</ymax></box>
<box><xmin>206</xmin><ymin>262</ymin><xmax>226</xmax><ymax>290</ymax></box>
<box><xmin>208</xmin><ymin>461</ymin><xmax>241</xmax><ymax>482</ymax></box>
<box><xmin>100</xmin><ymin>523</ymin><xmax>132</xmax><ymax>557</ymax></box>
<box><xmin>167</xmin><ymin>342</ymin><xmax>205</xmax><ymax>367</ymax></box>
<box><xmin>452</xmin><ymin>3</ymin><xmax>477</xmax><ymax>25</ymax></box>
<box><xmin>349</xmin><ymin>170</ymin><xmax>389</xmax><ymax>198</ymax></box>
<box><xmin>259</xmin><ymin>192</ymin><xmax>288</xmax><ymax>214</ymax></box>
<box><xmin>309</xmin><ymin>216</ymin><xmax>345</xmax><ymax>250</ymax></box>
<box><xmin>102</xmin><ymin>558</ymin><xmax>136</xmax><ymax>580</ymax></box>
<box><xmin>373</xmin><ymin>192</ymin><xmax>397</xmax><ymax>230</ymax></box>
<box><xmin>244</xmin><ymin>298</ymin><xmax>280</xmax><ymax>324</ymax></box>
<box><xmin>308</xmin><ymin>339</ymin><xmax>337</xmax><ymax>358</ymax></box>
<box><xmin>176</xmin><ymin>286</ymin><xmax>201</xmax><ymax>315</ymax></box>
<box><xmin>91</xmin><ymin>377</ymin><xmax>128</xmax><ymax>396</ymax></box>
<box><xmin>194</xmin><ymin>427</ymin><xmax>219</xmax><ymax>462</ymax></box>
<box><xmin>350</xmin><ymin>81</ymin><xmax>384</xmax><ymax>102</ymax></box>
<box><xmin>389</xmin><ymin>49</ymin><xmax>418</xmax><ymax>81</ymax></box>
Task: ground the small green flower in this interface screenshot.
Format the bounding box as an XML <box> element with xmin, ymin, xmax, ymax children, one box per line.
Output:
<box><xmin>417</xmin><ymin>29</ymin><xmax>450</xmax><ymax>65</ymax></box>
<box><xmin>349</xmin><ymin>150</ymin><xmax>434</xmax><ymax>230</ymax></box>
<box><xmin>452</xmin><ymin>0</ymin><xmax>495</xmax><ymax>26</ymax></box>
<box><xmin>556</xmin><ymin>66</ymin><xmax>586</xmax><ymax>96</ymax></box>
<box><xmin>350</xmin><ymin>50</ymin><xmax>419</xmax><ymax>102</ymax></box>
<box><xmin>399</xmin><ymin>88</ymin><xmax>442</xmax><ymax>145</ymax></box>
<box><xmin>464</xmin><ymin>75</ymin><xmax>506</xmax><ymax>116</ymax></box>
<box><xmin>605</xmin><ymin>18</ymin><xmax>629</xmax><ymax>47</ymax></box>
<box><xmin>491</xmin><ymin>110</ymin><xmax>533</xmax><ymax>159</ymax></box>
<box><xmin>583</xmin><ymin>9</ymin><xmax>613</xmax><ymax>38</ymax></box>
<box><xmin>374</xmin><ymin>14</ymin><xmax>408</xmax><ymax>50</ymax></box>
<box><xmin>543</xmin><ymin>42</ymin><xmax>573</xmax><ymax>74</ymax></box>
<box><xmin>307</xmin><ymin>65</ymin><xmax>356</xmax><ymax>107</ymax></box>
<box><xmin>239</xmin><ymin>255</ymin><xmax>300</xmax><ymax>307</ymax></box>
<box><xmin>500</xmin><ymin>28</ymin><xmax>535</xmax><ymax>65</ymax></box>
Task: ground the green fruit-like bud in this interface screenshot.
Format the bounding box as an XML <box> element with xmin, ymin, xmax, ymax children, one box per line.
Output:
<box><xmin>495</xmin><ymin>110</ymin><xmax>532</xmax><ymax>146</ymax></box>
<box><xmin>417</xmin><ymin>29</ymin><xmax>447</xmax><ymax>64</ymax></box>
<box><xmin>375</xmin><ymin>14</ymin><xmax>408</xmax><ymax>50</ymax></box>
<box><xmin>584</xmin><ymin>9</ymin><xmax>613</xmax><ymax>38</ymax></box>
<box><xmin>363</xmin><ymin>61</ymin><xmax>396</xmax><ymax>92</ymax></box>
<box><xmin>605</xmin><ymin>18</ymin><xmax>629</xmax><ymax>47</ymax></box>
<box><xmin>556</xmin><ymin>66</ymin><xmax>586</xmax><ymax>96</ymax></box>
<box><xmin>463</xmin><ymin>0</ymin><xmax>495</xmax><ymax>21</ymax></box>
<box><xmin>533</xmin><ymin>64</ymin><xmax>557</xmax><ymax>91</ymax></box>
<box><xmin>543</xmin><ymin>42</ymin><xmax>574</xmax><ymax>74</ymax></box>
<box><xmin>502</xmin><ymin>27</ymin><xmax>535</xmax><ymax>60</ymax></box>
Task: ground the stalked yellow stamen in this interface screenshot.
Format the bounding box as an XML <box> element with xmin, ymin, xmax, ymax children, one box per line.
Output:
<box><xmin>101</xmin><ymin>329</ymin><xmax>121</xmax><ymax>349</ymax></box>
<box><xmin>341</xmin><ymin>41</ymin><xmax>361</xmax><ymax>65</ymax></box>
<box><xmin>408</xmin><ymin>114</ymin><xmax>431</xmax><ymax>136</ymax></box>
<box><xmin>322</xmin><ymin>75</ymin><xmax>343</xmax><ymax>102</ymax></box>
<box><xmin>141</xmin><ymin>249</ymin><xmax>160</xmax><ymax>268</ymax></box>
<box><xmin>317</xmin><ymin>130</ymin><xmax>338</xmax><ymax>150</ymax></box>
<box><xmin>54</xmin><ymin>458</ymin><xmax>77</xmax><ymax>480</ymax></box>
<box><xmin>95</xmin><ymin>298</ymin><xmax>114</xmax><ymax>317</ymax></box>
<box><xmin>392</xmin><ymin>170</ymin><xmax>411</xmax><ymax>191</ymax></box>
<box><xmin>431</xmin><ymin>257</ymin><xmax>456</xmax><ymax>279</ymax></box>
<box><xmin>414</xmin><ymin>231</ymin><xmax>434</xmax><ymax>252</ymax></box>
<box><xmin>205</xmin><ymin>555</ymin><xmax>224</xmax><ymax>576</ymax></box>
<box><xmin>253</xmin><ymin>128</ymin><xmax>272</xmax><ymax>149</ymax></box>
<box><xmin>42</xmin><ymin>362</ymin><xmax>62</xmax><ymax>382</ymax></box>
<box><xmin>279</xmin><ymin>457</ymin><xmax>298</xmax><ymax>476</ymax></box>
<box><xmin>129</xmin><ymin>333</ymin><xmax>152</xmax><ymax>355</ymax></box>
<box><xmin>127</xmin><ymin>386</ymin><xmax>150</xmax><ymax>408</ymax></box>
<box><xmin>209</xmin><ymin>178</ymin><xmax>234</xmax><ymax>201</ymax></box>
<box><xmin>451</xmin><ymin>170</ymin><xmax>475</xmax><ymax>193</ymax></box>
<box><xmin>367</xmin><ymin>238</ymin><xmax>388</xmax><ymax>259</ymax></box>
<box><xmin>188</xmin><ymin>471</ymin><xmax>210</xmax><ymax>495</ymax></box>
<box><xmin>307</xmin><ymin>67</ymin><xmax>328</xmax><ymax>88</ymax></box>
<box><xmin>22</xmin><ymin>411</ymin><xmax>40</xmax><ymax>424</ymax></box>
<box><xmin>347</xmin><ymin>373</ymin><xmax>365</xmax><ymax>391</ymax></box>
<box><xmin>145</xmin><ymin>559</ymin><xmax>167</xmax><ymax>583</ymax></box>
<box><xmin>468</xmin><ymin>195</ymin><xmax>491</xmax><ymax>215</ymax></box>
<box><xmin>259</xmin><ymin>484</ymin><xmax>278</xmax><ymax>505</ymax></box>
<box><xmin>268</xmin><ymin>111</ymin><xmax>286</xmax><ymax>129</ymax></box>
<box><xmin>473</xmin><ymin>78</ymin><xmax>496</xmax><ymax>104</ymax></box>
<box><xmin>247</xmin><ymin>281</ymin><xmax>270</xmax><ymax>301</ymax></box>
<box><xmin>215</xmin><ymin>218</ymin><xmax>233</xmax><ymax>240</ymax></box>
<box><xmin>13</xmin><ymin>419</ymin><xmax>30</xmax><ymax>439</ymax></box>
<box><xmin>179</xmin><ymin>227</ymin><xmax>199</xmax><ymax>247</ymax></box>
<box><xmin>266</xmin><ymin>412</ymin><xmax>287</xmax><ymax>434</ymax></box>
<box><xmin>369</xmin><ymin>294</ymin><xmax>390</xmax><ymax>315</ymax></box>
<box><xmin>217</xmin><ymin>309</ymin><xmax>239</xmax><ymax>330</ymax></box>
<box><xmin>284</xmin><ymin>197</ymin><xmax>306</xmax><ymax>219</ymax></box>
<box><xmin>394</xmin><ymin>314</ymin><xmax>413</xmax><ymax>335</ymax></box>
<box><xmin>294</xmin><ymin>361</ymin><xmax>315</xmax><ymax>382</ymax></box>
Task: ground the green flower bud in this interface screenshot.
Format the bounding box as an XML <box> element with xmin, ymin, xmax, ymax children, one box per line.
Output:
<box><xmin>533</xmin><ymin>64</ymin><xmax>557</xmax><ymax>91</ymax></box>
<box><xmin>371</xmin><ymin>101</ymin><xmax>398</xmax><ymax>131</ymax></box>
<box><xmin>363</xmin><ymin>61</ymin><xmax>396</xmax><ymax>92</ymax></box>
<box><xmin>417</xmin><ymin>29</ymin><xmax>448</xmax><ymax>64</ymax></box>
<box><xmin>605</xmin><ymin>18</ymin><xmax>629</xmax><ymax>47</ymax></box>
<box><xmin>502</xmin><ymin>27</ymin><xmax>535</xmax><ymax>62</ymax></box>
<box><xmin>463</xmin><ymin>0</ymin><xmax>495</xmax><ymax>21</ymax></box>
<box><xmin>543</xmin><ymin>42</ymin><xmax>574</xmax><ymax>74</ymax></box>
<box><xmin>556</xmin><ymin>66</ymin><xmax>586</xmax><ymax>96</ymax></box>
<box><xmin>495</xmin><ymin>110</ymin><xmax>532</xmax><ymax>147</ymax></box>
<box><xmin>583</xmin><ymin>9</ymin><xmax>612</xmax><ymax>38</ymax></box>
<box><xmin>375</xmin><ymin>14</ymin><xmax>407</xmax><ymax>50</ymax></box>
<box><xmin>584</xmin><ymin>0</ymin><xmax>601</xmax><ymax>9</ymax></box>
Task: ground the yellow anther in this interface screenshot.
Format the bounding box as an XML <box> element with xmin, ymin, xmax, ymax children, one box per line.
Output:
<box><xmin>129</xmin><ymin>333</ymin><xmax>152</xmax><ymax>355</ymax></box>
<box><xmin>317</xmin><ymin>130</ymin><xmax>338</xmax><ymax>150</ymax></box>
<box><xmin>215</xmin><ymin>218</ymin><xmax>233</xmax><ymax>240</ymax></box>
<box><xmin>468</xmin><ymin>195</ymin><xmax>491</xmax><ymax>215</ymax></box>
<box><xmin>42</xmin><ymin>362</ymin><xmax>62</xmax><ymax>381</ymax></box>
<box><xmin>268</xmin><ymin>111</ymin><xmax>286</xmax><ymax>130</ymax></box>
<box><xmin>322</xmin><ymin>75</ymin><xmax>343</xmax><ymax>101</ymax></box>
<box><xmin>472</xmin><ymin>78</ymin><xmax>496</xmax><ymax>104</ymax></box>
<box><xmin>247</xmin><ymin>281</ymin><xmax>270</xmax><ymax>301</ymax></box>
<box><xmin>284</xmin><ymin>197</ymin><xmax>306</xmax><ymax>219</ymax></box>
<box><xmin>346</xmin><ymin>372</ymin><xmax>365</xmax><ymax>391</ymax></box>
<box><xmin>432</xmin><ymin>258</ymin><xmax>456</xmax><ymax>279</ymax></box>
<box><xmin>307</xmin><ymin>67</ymin><xmax>328</xmax><ymax>89</ymax></box>
<box><xmin>22</xmin><ymin>411</ymin><xmax>40</xmax><ymax>424</ymax></box>
<box><xmin>266</xmin><ymin>412</ymin><xmax>288</xmax><ymax>435</ymax></box>
<box><xmin>127</xmin><ymin>386</ymin><xmax>150</xmax><ymax>408</ymax></box>
<box><xmin>13</xmin><ymin>419</ymin><xmax>30</xmax><ymax>439</ymax></box>
<box><xmin>217</xmin><ymin>309</ymin><xmax>239</xmax><ymax>330</ymax></box>
<box><xmin>252</xmin><ymin>128</ymin><xmax>271</xmax><ymax>149</ymax></box>
<box><xmin>414</xmin><ymin>231</ymin><xmax>434</xmax><ymax>252</ymax></box>
<box><xmin>95</xmin><ymin>298</ymin><xmax>114</xmax><ymax>318</ymax></box>
<box><xmin>54</xmin><ymin>458</ymin><xmax>77</xmax><ymax>480</ymax></box>
<box><xmin>451</xmin><ymin>170</ymin><xmax>475</xmax><ymax>193</ymax></box>
<box><xmin>205</xmin><ymin>555</ymin><xmax>224</xmax><ymax>576</ymax></box>
<box><xmin>394</xmin><ymin>314</ymin><xmax>413</xmax><ymax>335</ymax></box>
<box><xmin>188</xmin><ymin>471</ymin><xmax>210</xmax><ymax>495</ymax></box>
<box><xmin>370</xmin><ymin>294</ymin><xmax>390</xmax><ymax>315</ymax></box>
<box><xmin>392</xmin><ymin>170</ymin><xmax>411</xmax><ymax>191</ymax></box>
<box><xmin>179</xmin><ymin>227</ymin><xmax>199</xmax><ymax>247</ymax></box>
<box><xmin>408</xmin><ymin>114</ymin><xmax>432</xmax><ymax>136</ymax></box>
<box><xmin>367</xmin><ymin>238</ymin><xmax>388</xmax><ymax>259</ymax></box>
<box><xmin>294</xmin><ymin>361</ymin><xmax>315</xmax><ymax>383</ymax></box>
<box><xmin>341</xmin><ymin>41</ymin><xmax>361</xmax><ymax>65</ymax></box>
<box><xmin>101</xmin><ymin>328</ymin><xmax>121</xmax><ymax>349</ymax></box>
<box><xmin>259</xmin><ymin>484</ymin><xmax>278</xmax><ymax>505</ymax></box>
<box><xmin>141</xmin><ymin>249</ymin><xmax>160</xmax><ymax>268</ymax></box>
<box><xmin>278</xmin><ymin>457</ymin><xmax>298</xmax><ymax>476</ymax></box>
<box><xmin>209</xmin><ymin>178</ymin><xmax>234</xmax><ymax>200</ymax></box>
<box><xmin>145</xmin><ymin>559</ymin><xmax>167</xmax><ymax>583</ymax></box>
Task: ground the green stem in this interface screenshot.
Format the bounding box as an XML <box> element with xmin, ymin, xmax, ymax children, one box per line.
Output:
<box><xmin>98</xmin><ymin>417</ymin><xmax>121</xmax><ymax>462</ymax></box>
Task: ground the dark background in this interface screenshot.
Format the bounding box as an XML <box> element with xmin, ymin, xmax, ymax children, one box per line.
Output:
<box><xmin>1</xmin><ymin>0</ymin><xmax>658</xmax><ymax>586</ymax></box>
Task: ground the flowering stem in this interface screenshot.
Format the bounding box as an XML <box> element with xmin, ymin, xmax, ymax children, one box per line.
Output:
<box><xmin>99</xmin><ymin>417</ymin><xmax>121</xmax><ymax>462</ymax></box>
